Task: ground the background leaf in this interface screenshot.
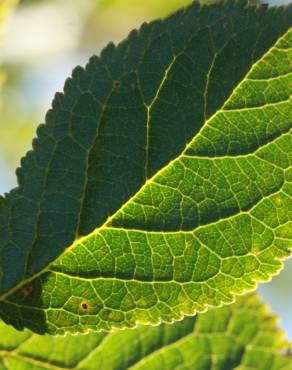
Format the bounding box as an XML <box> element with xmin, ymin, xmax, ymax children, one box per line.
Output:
<box><xmin>0</xmin><ymin>0</ymin><xmax>18</xmax><ymax>102</ymax></box>
<box><xmin>0</xmin><ymin>294</ymin><xmax>292</xmax><ymax>369</ymax></box>
<box><xmin>0</xmin><ymin>0</ymin><xmax>291</xmax><ymax>335</ymax></box>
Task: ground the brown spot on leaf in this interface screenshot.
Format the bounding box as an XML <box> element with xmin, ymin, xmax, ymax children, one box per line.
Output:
<box><xmin>257</xmin><ymin>3</ymin><xmax>269</xmax><ymax>10</ymax></box>
<box><xmin>81</xmin><ymin>302</ymin><xmax>89</xmax><ymax>310</ymax></box>
<box><xmin>22</xmin><ymin>286</ymin><xmax>33</xmax><ymax>297</ymax></box>
<box><xmin>114</xmin><ymin>80</ymin><xmax>121</xmax><ymax>89</ymax></box>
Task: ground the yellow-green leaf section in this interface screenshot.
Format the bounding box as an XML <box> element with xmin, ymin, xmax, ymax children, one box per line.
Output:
<box><xmin>0</xmin><ymin>1</ymin><xmax>291</xmax><ymax>335</ymax></box>
<box><xmin>0</xmin><ymin>295</ymin><xmax>292</xmax><ymax>370</ymax></box>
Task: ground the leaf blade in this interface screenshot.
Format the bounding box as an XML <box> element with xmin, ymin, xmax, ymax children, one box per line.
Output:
<box><xmin>0</xmin><ymin>1</ymin><xmax>291</xmax><ymax>334</ymax></box>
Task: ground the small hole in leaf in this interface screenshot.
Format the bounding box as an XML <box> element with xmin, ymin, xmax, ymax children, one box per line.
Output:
<box><xmin>81</xmin><ymin>302</ymin><xmax>89</xmax><ymax>310</ymax></box>
<box><xmin>114</xmin><ymin>80</ymin><xmax>121</xmax><ymax>89</ymax></box>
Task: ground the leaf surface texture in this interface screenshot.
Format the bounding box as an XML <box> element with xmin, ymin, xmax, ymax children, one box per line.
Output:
<box><xmin>0</xmin><ymin>1</ymin><xmax>291</xmax><ymax>334</ymax></box>
<box><xmin>0</xmin><ymin>295</ymin><xmax>292</xmax><ymax>370</ymax></box>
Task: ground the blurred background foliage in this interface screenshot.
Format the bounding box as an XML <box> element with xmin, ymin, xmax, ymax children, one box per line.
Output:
<box><xmin>0</xmin><ymin>0</ymin><xmax>291</xmax><ymax>338</ymax></box>
<box><xmin>0</xmin><ymin>0</ymin><xmax>18</xmax><ymax>98</ymax></box>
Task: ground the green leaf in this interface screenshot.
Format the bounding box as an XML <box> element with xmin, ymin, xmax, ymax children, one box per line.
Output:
<box><xmin>0</xmin><ymin>294</ymin><xmax>291</xmax><ymax>369</ymax></box>
<box><xmin>0</xmin><ymin>0</ymin><xmax>291</xmax><ymax>335</ymax></box>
